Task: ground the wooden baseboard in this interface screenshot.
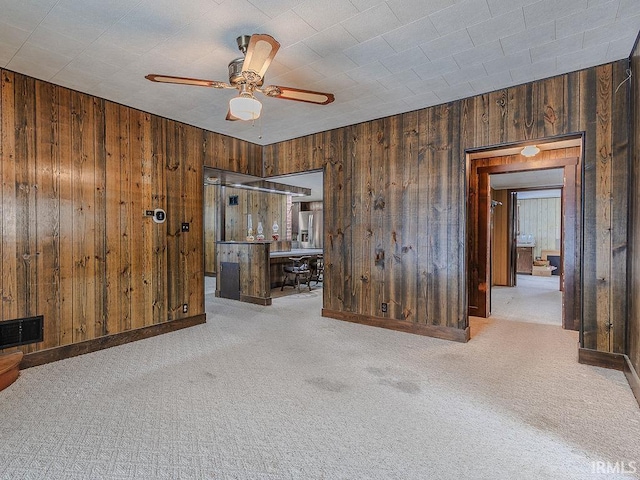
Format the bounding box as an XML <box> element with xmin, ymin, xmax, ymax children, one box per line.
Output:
<box><xmin>240</xmin><ymin>294</ymin><xmax>272</xmax><ymax>306</ymax></box>
<box><xmin>215</xmin><ymin>291</ymin><xmax>272</xmax><ymax>306</ymax></box>
<box><xmin>578</xmin><ymin>348</ymin><xmax>626</xmax><ymax>370</ymax></box>
<box><xmin>579</xmin><ymin>348</ymin><xmax>640</xmax><ymax>408</ymax></box>
<box><xmin>322</xmin><ymin>309</ymin><xmax>470</xmax><ymax>343</ymax></box>
<box><xmin>623</xmin><ymin>356</ymin><xmax>640</xmax><ymax>408</ymax></box>
<box><xmin>20</xmin><ymin>314</ymin><xmax>206</xmax><ymax>369</ymax></box>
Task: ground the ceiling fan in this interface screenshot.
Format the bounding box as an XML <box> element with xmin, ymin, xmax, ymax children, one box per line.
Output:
<box><xmin>146</xmin><ymin>34</ymin><xmax>335</xmax><ymax>121</ymax></box>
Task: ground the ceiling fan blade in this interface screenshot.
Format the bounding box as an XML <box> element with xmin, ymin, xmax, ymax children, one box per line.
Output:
<box><xmin>145</xmin><ymin>74</ymin><xmax>231</xmax><ymax>89</ymax></box>
<box><xmin>241</xmin><ymin>34</ymin><xmax>280</xmax><ymax>81</ymax></box>
<box><xmin>262</xmin><ymin>86</ymin><xmax>335</xmax><ymax>105</ymax></box>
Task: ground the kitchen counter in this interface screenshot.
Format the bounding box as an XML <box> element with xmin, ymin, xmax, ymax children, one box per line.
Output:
<box><xmin>269</xmin><ymin>248</ymin><xmax>323</xmax><ymax>258</ymax></box>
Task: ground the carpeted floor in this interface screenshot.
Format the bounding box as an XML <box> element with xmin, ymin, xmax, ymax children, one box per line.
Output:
<box><xmin>491</xmin><ymin>274</ymin><xmax>562</xmax><ymax>325</ymax></box>
<box><xmin>1</xmin><ymin>277</ymin><xmax>639</xmax><ymax>480</ymax></box>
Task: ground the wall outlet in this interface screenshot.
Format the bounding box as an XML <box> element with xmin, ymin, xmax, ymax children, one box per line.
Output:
<box><xmin>381</xmin><ymin>302</ymin><xmax>388</xmax><ymax>313</ymax></box>
<box><xmin>181</xmin><ymin>222</ymin><xmax>190</xmax><ymax>232</ymax></box>
<box><xmin>182</xmin><ymin>303</ymin><xmax>188</xmax><ymax>313</ymax></box>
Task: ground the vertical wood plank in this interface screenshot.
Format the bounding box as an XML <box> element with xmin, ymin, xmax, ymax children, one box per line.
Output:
<box><xmin>151</xmin><ymin>116</ymin><xmax>168</xmax><ymax>325</ymax></box>
<box><xmin>185</xmin><ymin>125</ymin><xmax>204</xmax><ymax>317</ymax></box>
<box><xmin>1</xmin><ymin>71</ymin><xmax>18</xmax><ymax>324</ymax></box>
<box><xmin>104</xmin><ymin>102</ymin><xmax>121</xmax><ymax>336</ymax></box>
<box><xmin>447</xmin><ymin>101</ymin><xmax>463</xmax><ymax>329</ymax></box>
<box><xmin>416</xmin><ymin>108</ymin><xmax>430</xmax><ymax>324</ymax></box>
<box><xmin>540</xmin><ymin>76</ymin><xmax>565</xmax><ymax>138</ymax></box>
<box><xmin>165</xmin><ymin>120</ymin><xmax>183</xmax><ymax>321</ymax></box>
<box><xmin>400</xmin><ymin>111</ymin><xmax>419</xmax><ymax>323</ymax></box>
<box><xmin>93</xmin><ymin>96</ymin><xmax>106</xmax><ymax>339</ymax></box>
<box><xmin>35</xmin><ymin>80</ymin><xmax>61</xmax><ymax>349</ymax></box>
<box><xmin>57</xmin><ymin>86</ymin><xmax>74</xmax><ymax>346</ymax></box>
<box><xmin>14</xmin><ymin>74</ymin><xmax>38</xmax><ymax>352</ymax></box>
<box><xmin>71</xmin><ymin>91</ymin><xmax>96</xmax><ymax>343</ymax></box>
<box><xmin>129</xmin><ymin>109</ymin><xmax>145</xmax><ymax>330</ymax></box>
<box><xmin>119</xmin><ymin>104</ymin><xmax>132</xmax><ymax>332</ymax></box>
<box><xmin>140</xmin><ymin>112</ymin><xmax>154</xmax><ymax>327</ymax></box>
<box><xmin>610</xmin><ymin>61</ymin><xmax>630</xmax><ymax>354</ymax></box>
<box><xmin>595</xmin><ymin>64</ymin><xmax>613</xmax><ymax>352</ymax></box>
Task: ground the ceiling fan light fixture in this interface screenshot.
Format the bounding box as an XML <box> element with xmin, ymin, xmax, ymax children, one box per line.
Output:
<box><xmin>229</xmin><ymin>94</ymin><xmax>262</xmax><ymax>121</ymax></box>
<box><xmin>521</xmin><ymin>145</ymin><xmax>540</xmax><ymax>157</ymax></box>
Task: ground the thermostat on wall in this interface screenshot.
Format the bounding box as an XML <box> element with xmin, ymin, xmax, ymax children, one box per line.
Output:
<box><xmin>153</xmin><ymin>208</ymin><xmax>166</xmax><ymax>223</ymax></box>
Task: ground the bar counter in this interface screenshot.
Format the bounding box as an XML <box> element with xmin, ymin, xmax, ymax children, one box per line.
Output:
<box><xmin>216</xmin><ymin>241</ymin><xmax>323</xmax><ymax>304</ymax></box>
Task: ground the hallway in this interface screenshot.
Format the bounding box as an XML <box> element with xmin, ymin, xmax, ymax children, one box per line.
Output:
<box><xmin>491</xmin><ymin>274</ymin><xmax>563</xmax><ymax>326</ymax></box>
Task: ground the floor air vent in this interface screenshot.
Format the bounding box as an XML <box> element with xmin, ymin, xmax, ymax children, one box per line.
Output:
<box><xmin>0</xmin><ymin>316</ymin><xmax>44</xmax><ymax>349</ymax></box>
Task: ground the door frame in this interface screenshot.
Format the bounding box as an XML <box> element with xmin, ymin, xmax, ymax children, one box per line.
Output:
<box><xmin>467</xmin><ymin>144</ymin><xmax>582</xmax><ymax>331</ymax></box>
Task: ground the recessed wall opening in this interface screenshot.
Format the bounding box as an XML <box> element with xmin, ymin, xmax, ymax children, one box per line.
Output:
<box><xmin>203</xmin><ymin>168</ymin><xmax>324</xmax><ymax>304</ymax></box>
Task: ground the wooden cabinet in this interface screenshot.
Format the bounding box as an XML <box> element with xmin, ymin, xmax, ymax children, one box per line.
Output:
<box><xmin>516</xmin><ymin>246</ymin><xmax>534</xmax><ymax>274</ymax></box>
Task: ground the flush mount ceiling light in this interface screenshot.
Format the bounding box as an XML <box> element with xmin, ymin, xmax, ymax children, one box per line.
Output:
<box><xmin>229</xmin><ymin>93</ymin><xmax>262</xmax><ymax>121</ymax></box>
<box><xmin>521</xmin><ymin>145</ymin><xmax>540</xmax><ymax>157</ymax></box>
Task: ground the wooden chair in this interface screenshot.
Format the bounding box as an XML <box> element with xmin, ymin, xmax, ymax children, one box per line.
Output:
<box><xmin>281</xmin><ymin>256</ymin><xmax>312</xmax><ymax>292</ymax></box>
<box><xmin>310</xmin><ymin>254</ymin><xmax>324</xmax><ymax>285</ymax></box>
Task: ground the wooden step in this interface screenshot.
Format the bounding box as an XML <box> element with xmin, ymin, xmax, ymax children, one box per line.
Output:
<box><xmin>0</xmin><ymin>351</ymin><xmax>23</xmax><ymax>392</ymax></box>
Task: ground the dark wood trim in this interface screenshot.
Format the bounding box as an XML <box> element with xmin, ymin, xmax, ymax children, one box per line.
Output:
<box><xmin>240</xmin><ymin>294</ymin><xmax>272</xmax><ymax>306</ymax></box>
<box><xmin>578</xmin><ymin>348</ymin><xmax>640</xmax><ymax>408</ymax></box>
<box><xmin>477</xmin><ymin>171</ymin><xmax>490</xmax><ymax>317</ymax></box>
<box><xmin>214</xmin><ymin>291</ymin><xmax>273</xmax><ymax>306</ymax></box>
<box><xmin>624</xmin><ymin>355</ymin><xmax>640</xmax><ymax>408</ymax></box>
<box><xmin>322</xmin><ymin>309</ymin><xmax>470</xmax><ymax>343</ymax></box>
<box><xmin>578</xmin><ymin>347</ymin><xmax>626</xmax><ymax>370</ymax></box>
<box><xmin>469</xmin><ymin>151</ymin><xmax>581</xmax><ymax>323</ymax></box>
<box><xmin>20</xmin><ymin>315</ymin><xmax>206</xmax><ymax>369</ymax></box>
<box><xmin>466</xmin><ymin>133</ymin><xmax>585</xmax><ymax>158</ymax></box>
<box><xmin>477</xmin><ymin>157</ymin><xmax>579</xmax><ymax>174</ymax></box>
<box><xmin>563</xmin><ymin>164</ymin><xmax>579</xmax><ymax>330</ymax></box>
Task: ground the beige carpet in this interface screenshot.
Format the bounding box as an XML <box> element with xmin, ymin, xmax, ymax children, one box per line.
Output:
<box><xmin>491</xmin><ymin>274</ymin><xmax>562</xmax><ymax>325</ymax></box>
<box><xmin>1</xmin><ymin>277</ymin><xmax>639</xmax><ymax>479</ymax></box>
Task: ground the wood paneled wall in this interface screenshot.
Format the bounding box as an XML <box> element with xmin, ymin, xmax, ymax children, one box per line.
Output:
<box><xmin>204</xmin><ymin>185</ymin><xmax>289</xmax><ymax>274</ymax></box>
<box><xmin>629</xmin><ymin>40</ymin><xmax>640</xmax><ymax>374</ymax></box>
<box><xmin>0</xmin><ymin>69</ymin><xmax>259</xmax><ymax>356</ymax></box>
<box><xmin>263</xmin><ymin>60</ymin><xmax>630</xmax><ymax>348</ymax></box>
<box><xmin>518</xmin><ymin>197</ymin><xmax>561</xmax><ymax>259</ymax></box>
<box><xmin>204</xmin><ymin>185</ymin><xmax>219</xmax><ymax>275</ymax></box>
<box><xmin>223</xmin><ymin>188</ymin><xmax>289</xmax><ymax>242</ymax></box>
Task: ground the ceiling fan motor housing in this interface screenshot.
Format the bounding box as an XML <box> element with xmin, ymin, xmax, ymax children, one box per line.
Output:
<box><xmin>228</xmin><ymin>57</ymin><xmax>263</xmax><ymax>86</ymax></box>
<box><xmin>228</xmin><ymin>58</ymin><xmax>244</xmax><ymax>85</ymax></box>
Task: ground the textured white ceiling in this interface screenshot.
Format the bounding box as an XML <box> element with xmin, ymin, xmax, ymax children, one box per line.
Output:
<box><xmin>1</xmin><ymin>0</ymin><xmax>639</xmax><ymax>145</ymax></box>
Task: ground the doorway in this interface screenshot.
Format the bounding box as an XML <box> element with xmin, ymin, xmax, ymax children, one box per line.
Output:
<box><xmin>467</xmin><ymin>136</ymin><xmax>582</xmax><ymax>331</ymax></box>
<box><xmin>490</xmin><ymin>186</ymin><xmax>563</xmax><ymax>326</ymax></box>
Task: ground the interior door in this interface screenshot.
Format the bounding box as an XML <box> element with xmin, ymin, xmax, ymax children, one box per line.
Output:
<box><xmin>476</xmin><ymin>171</ymin><xmax>492</xmax><ymax>317</ymax></box>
